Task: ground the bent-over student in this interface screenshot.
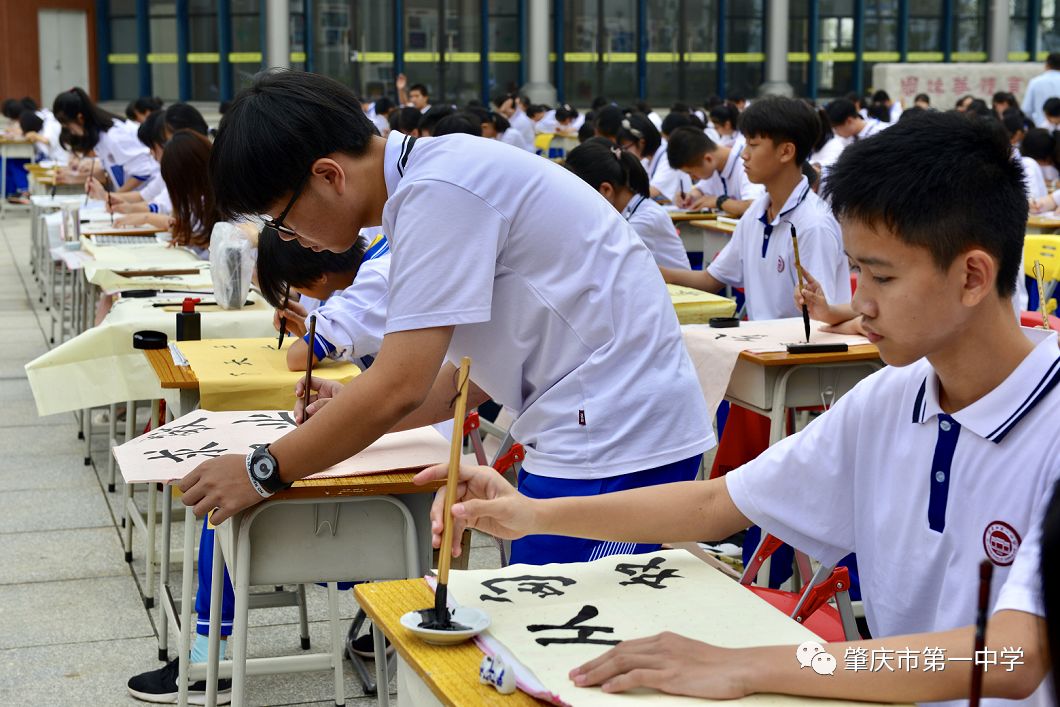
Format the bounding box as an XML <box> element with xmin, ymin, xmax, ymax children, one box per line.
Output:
<box><xmin>666</xmin><ymin>125</ymin><xmax>764</xmax><ymax>216</ymax></box>
<box><xmin>177</xmin><ymin>71</ymin><xmax>713</xmax><ymax>569</ymax></box>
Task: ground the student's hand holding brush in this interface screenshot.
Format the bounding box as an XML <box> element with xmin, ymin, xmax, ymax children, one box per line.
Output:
<box><xmin>292</xmin><ymin>376</ymin><xmax>345</xmax><ymax>424</ymax></box>
<box><xmin>272</xmin><ymin>298</ymin><xmax>309</xmax><ymax>338</ymax></box>
<box><xmin>86</xmin><ymin>177</ymin><xmax>108</xmax><ymax>203</ymax></box>
<box><xmin>794</xmin><ymin>268</ymin><xmax>866</xmax><ymax>336</ymax></box>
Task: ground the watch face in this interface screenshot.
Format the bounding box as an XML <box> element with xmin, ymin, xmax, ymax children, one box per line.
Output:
<box><xmin>252</xmin><ymin>456</ymin><xmax>275</xmax><ymax>481</ymax></box>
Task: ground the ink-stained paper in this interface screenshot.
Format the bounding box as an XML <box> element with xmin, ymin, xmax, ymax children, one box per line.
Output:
<box><xmin>175</xmin><ymin>338</ymin><xmax>359</xmax><ymax>411</ymax></box>
<box><xmin>681</xmin><ymin>318</ymin><xmax>872</xmax><ymax>419</ymax></box>
<box><xmin>25</xmin><ymin>293</ymin><xmax>274</xmax><ymax>417</ymax></box>
<box><xmin>444</xmin><ymin>550</ymin><xmax>896</xmax><ymax>707</ymax></box>
<box><xmin>114</xmin><ymin>409</ymin><xmax>454</xmax><ymax>484</ymax></box>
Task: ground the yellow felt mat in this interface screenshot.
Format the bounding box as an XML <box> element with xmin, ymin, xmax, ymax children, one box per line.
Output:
<box><xmin>668</xmin><ymin>283</ymin><xmax>737</xmax><ymax>324</ymax></box>
<box><xmin>176</xmin><ymin>337</ymin><xmax>360</xmax><ymax>411</ymax></box>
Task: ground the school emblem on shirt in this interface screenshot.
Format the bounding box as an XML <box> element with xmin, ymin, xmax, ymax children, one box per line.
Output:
<box><xmin>776</xmin><ymin>257</ymin><xmax>785</xmax><ymax>273</ymax></box>
<box><xmin>982</xmin><ymin>521</ymin><xmax>1021</xmax><ymax>566</ymax></box>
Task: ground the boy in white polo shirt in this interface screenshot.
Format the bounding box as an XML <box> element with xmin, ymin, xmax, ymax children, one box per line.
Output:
<box><xmin>418</xmin><ymin>111</ymin><xmax>1052</xmax><ymax>705</ymax></box>
<box><xmin>177</xmin><ymin>71</ymin><xmax>713</xmax><ymax>567</ymax></box>
<box><xmin>663</xmin><ymin>97</ymin><xmax>851</xmax><ymax>321</ymax></box>
<box><xmin>667</xmin><ymin>125</ymin><xmax>765</xmax><ymax>217</ymax></box>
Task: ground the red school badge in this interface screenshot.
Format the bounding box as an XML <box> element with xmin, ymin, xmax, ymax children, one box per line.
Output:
<box><xmin>982</xmin><ymin>521</ymin><xmax>1021</xmax><ymax>566</ymax></box>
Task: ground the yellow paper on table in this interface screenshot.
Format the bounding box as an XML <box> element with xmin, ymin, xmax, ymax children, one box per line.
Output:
<box><xmin>176</xmin><ymin>338</ymin><xmax>360</xmax><ymax>411</ymax></box>
<box><xmin>668</xmin><ymin>283</ymin><xmax>736</xmax><ymax>324</ymax></box>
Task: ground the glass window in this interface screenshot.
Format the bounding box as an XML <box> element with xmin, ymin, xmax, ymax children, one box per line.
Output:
<box><xmin>442</xmin><ymin>0</ymin><xmax>482</xmax><ymax>106</ymax></box>
<box><xmin>150</xmin><ymin>1</ymin><xmax>179</xmax><ymax>101</ymax></box>
<box><xmin>818</xmin><ymin>0</ymin><xmax>857</xmax><ymax>98</ymax></box>
<box><xmin>563</xmin><ymin>0</ymin><xmax>637</xmax><ymax>107</ymax></box>
<box><xmin>232</xmin><ymin>0</ymin><xmax>263</xmax><ymax>93</ymax></box>
<box><xmin>488</xmin><ymin>0</ymin><xmax>521</xmax><ymax>101</ymax></box>
<box><xmin>1011</xmin><ymin>0</ymin><xmax>1030</xmax><ymax>53</ymax></box>
<box><xmin>684</xmin><ymin>0</ymin><xmax>719</xmax><ymax>105</ymax></box>
<box><xmin>909</xmin><ymin>0</ymin><xmax>944</xmax><ymax>52</ymax></box>
<box><xmin>1042</xmin><ymin>0</ymin><xmax>1060</xmax><ymax>53</ymax></box>
<box><xmin>955</xmin><ymin>0</ymin><xmax>987</xmax><ymax>54</ymax></box>
<box><xmin>109</xmin><ymin>3</ymin><xmax>140</xmax><ymax>102</ymax></box>
<box><xmin>404</xmin><ymin>0</ymin><xmax>443</xmax><ymax>100</ymax></box>
<box><xmin>189</xmin><ymin>4</ymin><xmax>219</xmax><ymax>101</ymax></box>
<box><xmin>645</xmin><ymin>0</ymin><xmax>683</xmax><ymax>108</ymax></box>
<box><xmin>726</xmin><ymin>0</ymin><xmax>763</xmax><ymax>99</ymax></box>
<box><xmin>787</xmin><ymin>0</ymin><xmax>811</xmax><ymax>98</ymax></box>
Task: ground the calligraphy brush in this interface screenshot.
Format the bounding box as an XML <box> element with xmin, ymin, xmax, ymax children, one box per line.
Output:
<box><xmin>968</xmin><ymin>560</ymin><xmax>994</xmax><ymax>707</ymax></box>
<box><xmin>108</xmin><ymin>192</ymin><xmax>113</xmax><ymax>226</ymax></box>
<box><xmin>1033</xmin><ymin>260</ymin><xmax>1051</xmax><ymax>330</ymax></box>
<box><xmin>301</xmin><ymin>314</ymin><xmax>317</xmax><ymax>421</ymax></box>
<box><xmin>84</xmin><ymin>158</ymin><xmax>94</xmax><ymax>206</ymax></box>
<box><xmin>277</xmin><ymin>283</ymin><xmax>290</xmax><ymax>350</ymax></box>
<box><xmin>790</xmin><ymin>223</ymin><xmax>811</xmax><ymax>343</ymax></box>
<box><xmin>419</xmin><ymin>356</ymin><xmax>473</xmax><ymax>631</ymax></box>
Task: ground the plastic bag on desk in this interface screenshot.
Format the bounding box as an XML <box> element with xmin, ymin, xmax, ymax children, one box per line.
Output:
<box><xmin>209</xmin><ymin>222</ymin><xmax>254</xmax><ymax>309</ymax></box>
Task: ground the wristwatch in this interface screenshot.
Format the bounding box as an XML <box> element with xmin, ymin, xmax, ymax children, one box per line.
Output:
<box><xmin>715</xmin><ymin>195</ymin><xmax>730</xmax><ymax>212</ymax></box>
<box><xmin>245</xmin><ymin>445</ymin><xmax>292</xmax><ymax>498</ymax></box>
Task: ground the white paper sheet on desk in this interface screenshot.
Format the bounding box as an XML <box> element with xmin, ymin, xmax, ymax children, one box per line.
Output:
<box><xmin>114</xmin><ymin>409</ymin><xmax>454</xmax><ymax>484</ymax></box>
<box><xmin>442</xmin><ymin>549</ymin><xmax>882</xmax><ymax>707</ymax></box>
<box><xmin>681</xmin><ymin>318</ymin><xmax>871</xmax><ymax>419</ymax></box>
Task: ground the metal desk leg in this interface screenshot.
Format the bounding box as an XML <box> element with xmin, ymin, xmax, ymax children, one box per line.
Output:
<box><xmin>230</xmin><ymin>522</ymin><xmax>252</xmax><ymax>707</ymax></box>
<box><xmin>374</xmin><ymin>616</ymin><xmax>391</xmax><ymax>707</ymax></box>
<box><xmin>206</xmin><ymin>529</ymin><xmax>224</xmax><ymax>707</ymax></box>
<box><xmin>328</xmin><ymin>582</ymin><xmax>346</xmax><ymax>706</ymax></box>
<box><xmin>159</xmin><ymin>483</ymin><xmax>173</xmax><ymax>660</ymax></box>
<box><xmin>177</xmin><ymin>509</ymin><xmax>197</xmax><ymax>707</ymax></box>
<box><xmin>144</xmin><ymin>400</ymin><xmax>161</xmax><ymax>609</ymax></box>
<box><xmin>82</xmin><ymin>405</ymin><xmax>91</xmax><ymax>465</ymax></box>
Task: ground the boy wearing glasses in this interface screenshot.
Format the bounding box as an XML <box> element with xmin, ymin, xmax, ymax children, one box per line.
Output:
<box><xmin>178</xmin><ymin>70</ymin><xmax>713</xmax><ymax>567</ymax></box>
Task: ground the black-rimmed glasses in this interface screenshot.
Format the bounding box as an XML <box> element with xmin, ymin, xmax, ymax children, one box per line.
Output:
<box><xmin>263</xmin><ymin>175</ymin><xmax>308</xmax><ymax>237</ymax></box>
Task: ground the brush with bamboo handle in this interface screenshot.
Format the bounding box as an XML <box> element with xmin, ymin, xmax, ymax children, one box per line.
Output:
<box><xmin>419</xmin><ymin>356</ymin><xmax>472</xmax><ymax>630</ymax></box>
<box><xmin>791</xmin><ymin>223</ymin><xmax>811</xmax><ymax>343</ymax></box>
<box><xmin>1034</xmin><ymin>260</ymin><xmax>1050</xmax><ymax>330</ymax></box>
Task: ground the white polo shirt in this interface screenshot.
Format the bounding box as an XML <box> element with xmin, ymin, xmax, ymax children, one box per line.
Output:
<box><xmin>707</xmin><ymin>176</ymin><xmax>850</xmax><ymax>320</ymax></box>
<box><xmin>509</xmin><ymin>109</ymin><xmax>536</xmax><ymax>147</ymax></box>
<box><xmin>94</xmin><ymin>119</ymin><xmax>159</xmax><ymax>189</ymax></box>
<box><xmin>726</xmin><ymin>327</ymin><xmax>1060</xmax><ymax>707</ymax></box>
<box><xmin>1016</xmin><ymin>148</ymin><xmax>1048</xmax><ymax>200</ymax></box>
<box><xmin>622</xmin><ymin>195</ymin><xmax>691</xmax><ymax>270</ymax></box>
<box><xmin>692</xmin><ymin>140</ymin><xmax>765</xmax><ymax>202</ymax></box>
<box><xmin>649</xmin><ymin>147</ymin><xmax>692</xmax><ymax>202</ymax></box>
<box><xmin>304</xmin><ymin>232</ymin><xmax>390</xmax><ymax>371</ymax></box>
<box><xmin>380</xmin><ymin>131</ymin><xmax>714</xmax><ymax>479</ymax></box>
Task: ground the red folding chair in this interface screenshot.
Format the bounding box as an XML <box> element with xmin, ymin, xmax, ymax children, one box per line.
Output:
<box><xmin>739</xmin><ymin>534</ymin><xmax>860</xmax><ymax>642</ymax></box>
<box><xmin>1020</xmin><ymin>310</ymin><xmax>1060</xmax><ymax>331</ymax></box>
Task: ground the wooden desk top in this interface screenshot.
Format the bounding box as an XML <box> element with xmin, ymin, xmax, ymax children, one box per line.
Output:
<box><xmin>669</xmin><ymin>210</ymin><xmax>716</xmax><ymax>222</ymax></box>
<box><xmin>688</xmin><ymin>218</ymin><xmax>737</xmax><ymax>233</ymax></box>
<box><xmin>1028</xmin><ymin>213</ymin><xmax>1060</xmax><ymax>228</ymax></box>
<box><xmin>144</xmin><ymin>347</ymin><xmax>199</xmax><ymax>389</ymax></box>
<box><xmin>738</xmin><ymin>342</ymin><xmax>880</xmax><ymax>367</ymax></box>
<box><xmin>355</xmin><ymin>580</ymin><xmax>545</xmax><ymax>707</ymax></box>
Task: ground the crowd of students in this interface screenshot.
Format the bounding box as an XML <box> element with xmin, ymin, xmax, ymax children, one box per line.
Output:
<box><xmin>5</xmin><ymin>65</ymin><xmax>1060</xmax><ymax>706</ymax></box>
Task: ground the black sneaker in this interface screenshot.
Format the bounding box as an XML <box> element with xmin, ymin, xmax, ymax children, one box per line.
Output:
<box><xmin>127</xmin><ymin>658</ymin><xmax>232</xmax><ymax>705</ymax></box>
<box><xmin>346</xmin><ymin>623</ymin><xmax>394</xmax><ymax>659</ymax></box>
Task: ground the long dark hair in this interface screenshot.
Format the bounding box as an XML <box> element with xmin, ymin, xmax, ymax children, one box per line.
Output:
<box><xmin>564</xmin><ymin>137</ymin><xmax>650</xmax><ymax>198</ymax></box>
<box><xmin>52</xmin><ymin>87</ymin><xmax>121</xmax><ymax>150</ymax></box>
<box><xmin>160</xmin><ymin>130</ymin><xmax>219</xmax><ymax>249</ymax></box>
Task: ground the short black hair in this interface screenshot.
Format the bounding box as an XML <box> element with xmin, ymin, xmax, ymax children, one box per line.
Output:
<box><xmin>898</xmin><ymin>105</ymin><xmax>928</xmax><ymax>122</ymax></box>
<box><xmin>375</xmin><ymin>96</ymin><xmax>395</xmax><ymax>114</ymax></box>
<box><xmin>594</xmin><ymin>105</ymin><xmax>625</xmax><ymax>139</ymax></box>
<box><xmin>670</xmin><ymin>101</ymin><xmax>691</xmax><ymax>114</ymax></box>
<box><xmin>1045</xmin><ymin>97</ymin><xmax>1060</xmax><ymax>118</ymax></box>
<box><xmin>417</xmin><ymin>105</ymin><xmax>455</xmax><ymax>136</ymax></box>
<box><xmin>1022</xmin><ymin>128</ymin><xmax>1055</xmax><ymax>161</ymax></box>
<box><xmin>1</xmin><ymin>99</ymin><xmax>22</xmax><ymax>120</ymax></box>
<box><xmin>164</xmin><ymin>103</ymin><xmax>209</xmax><ymax>136</ymax></box>
<box><xmin>709</xmin><ymin>102</ymin><xmax>739</xmax><ymax>129</ymax></box>
<box><xmin>824</xmin><ymin>111</ymin><xmax>1026</xmax><ymax>297</ymax></box>
<box><xmin>590</xmin><ymin>96</ymin><xmax>611</xmax><ymax>111</ymax></box>
<box><xmin>825</xmin><ymin>98</ymin><xmax>859</xmax><ymax>126</ymax></box>
<box><xmin>666</xmin><ymin>126</ymin><xmax>717</xmax><ymax>168</ymax></box>
<box><xmin>867</xmin><ymin>102</ymin><xmax>891</xmax><ymax>122</ymax></box>
<box><xmin>137</xmin><ymin>109</ymin><xmax>167</xmax><ymax>150</ymax></box>
<box><xmin>18</xmin><ymin>109</ymin><xmax>43</xmax><ymax>134</ymax></box>
<box><xmin>527</xmin><ymin>104</ymin><xmax>549</xmax><ymax>119</ymax></box>
<box><xmin>871</xmin><ymin>89</ymin><xmax>891</xmax><ymax>103</ymax></box>
<box><xmin>256</xmin><ymin>227</ymin><xmax>368</xmax><ymax>309</ymax></box>
<box><xmin>555</xmin><ymin>104</ymin><xmax>579</xmax><ymax>122</ymax></box>
<box><xmin>211</xmin><ymin>70</ymin><xmax>378</xmax><ymax>219</ymax></box>
<box><xmin>740</xmin><ymin>95</ymin><xmax>820</xmax><ymax>165</ymax></box>
<box><xmin>966</xmin><ymin>99</ymin><xmax>993</xmax><ymax>118</ymax></box>
<box><xmin>1048</xmin><ymin>52</ymin><xmax>1060</xmax><ymax>70</ymax></box>
<box><xmin>993</xmin><ymin>91</ymin><xmax>1017</xmax><ymax>107</ymax></box>
<box><xmin>432</xmin><ymin>113</ymin><xmax>481</xmax><ymax>137</ymax></box>
<box><xmin>408</xmin><ymin>83</ymin><xmax>429</xmax><ymax>96</ymax></box>
<box><xmin>914</xmin><ymin>93</ymin><xmax>930</xmax><ymax>104</ymax></box>
<box><xmin>728</xmin><ymin>93</ymin><xmax>745</xmax><ymax>105</ymax></box>
<box><xmin>660</xmin><ymin>111</ymin><xmax>691</xmax><ymax>137</ymax></box>
<box><xmin>564</xmin><ymin>137</ymin><xmax>649</xmax><ymax>198</ymax></box>
<box><xmin>395</xmin><ymin>106</ymin><xmax>421</xmax><ymax>132</ymax></box>
<box><xmin>577</xmin><ymin>122</ymin><xmax>595</xmax><ymax>142</ymax></box>
<box><xmin>126</xmin><ymin>96</ymin><xmax>163</xmax><ymax>120</ymax></box>
<box><xmin>1001</xmin><ymin>108</ymin><xmax>1028</xmax><ymax>139</ymax></box>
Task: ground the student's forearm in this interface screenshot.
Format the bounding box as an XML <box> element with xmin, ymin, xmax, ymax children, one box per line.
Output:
<box><xmin>285</xmin><ymin>339</ymin><xmax>318</xmax><ymax>371</ymax></box>
<box><xmin>115</xmin><ymin>176</ymin><xmax>145</xmax><ymax>193</ymax></box>
<box><xmin>721</xmin><ymin>198</ymin><xmax>753</xmax><ymax>216</ymax></box>
<box><xmin>390</xmin><ymin>363</ymin><xmax>491</xmax><ymax>431</ymax></box>
<box><xmin>534</xmin><ymin>478</ymin><xmax>750</xmax><ymax>545</ymax></box>
<box><xmin>661</xmin><ymin>266</ymin><xmax>725</xmax><ymax>294</ymax></box>
<box><xmin>737</xmin><ymin>611</ymin><xmax>1046</xmax><ymax>703</ymax></box>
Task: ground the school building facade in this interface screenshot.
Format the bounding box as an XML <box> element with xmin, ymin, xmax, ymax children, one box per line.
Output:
<box><xmin>6</xmin><ymin>1</ymin><xmax>1060</xmax><ymax>109</ymax></box>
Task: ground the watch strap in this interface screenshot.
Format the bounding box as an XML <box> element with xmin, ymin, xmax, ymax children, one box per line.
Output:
<box><xmin>245</xmin><ymin>450</ymin><xmax>274</xmax><ymax>499</ymax></box>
